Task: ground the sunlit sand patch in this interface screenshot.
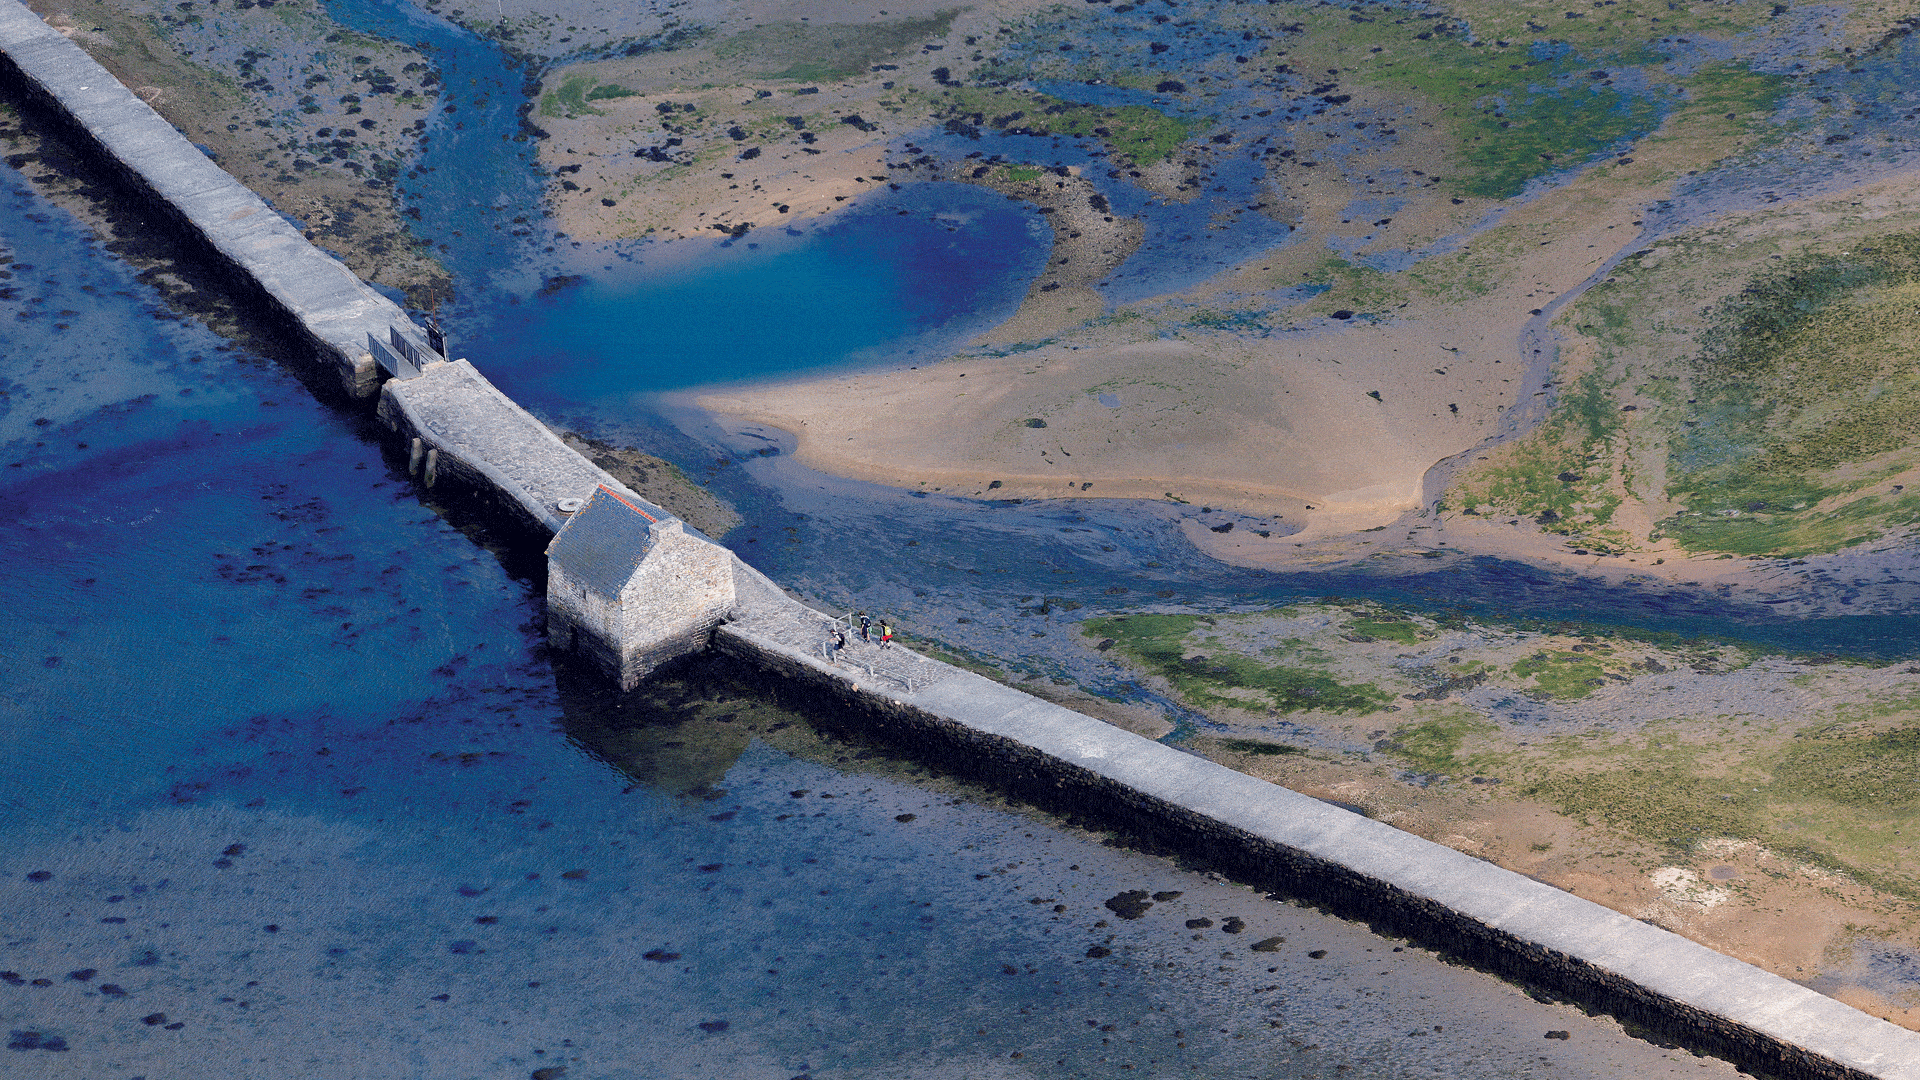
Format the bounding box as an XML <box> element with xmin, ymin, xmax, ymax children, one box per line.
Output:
<box><xmin>1649</xmin><ymin>866</ymin><xmax>1732</xmax><ymax>910</ymax></box>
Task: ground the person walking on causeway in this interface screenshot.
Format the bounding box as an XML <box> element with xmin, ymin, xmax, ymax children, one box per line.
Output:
<box><xmin>879</xmin><ymin>621</ymin><xmax>894</xmax><ymax>649</ymax></box>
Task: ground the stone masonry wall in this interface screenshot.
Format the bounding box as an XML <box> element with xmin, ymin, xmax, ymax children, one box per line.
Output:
<box><xmin>0</xmin><ymin>0</ymin><xmax>409</xmax><ymax>397</ymax></box>
<box><xmin>711</xmin><ymin>627</ymin><xmax>1911</xmax><ymax>1080</ymax></box>
<box><xmin>545</xmin><ymin>521</ymin><xmax>736</xmax><ymax>690</ymax></box>
<box><xmin>614</xmin><ymin>521</ymin><xmax>736</xmax><ymax>689</ymax></box>
<box><xmin>545</xmin><ymin>559</ymin><xmax>625</xmax><ymax>682</ymax></box>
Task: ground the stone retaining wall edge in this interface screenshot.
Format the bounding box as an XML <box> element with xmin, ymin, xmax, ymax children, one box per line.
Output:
<box><xmin>711</xmin><ymin>620</ymin><xmax>1920</xmax><ymax>1080</ymax></box>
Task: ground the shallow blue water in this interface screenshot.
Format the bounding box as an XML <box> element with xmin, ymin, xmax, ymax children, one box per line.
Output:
<box><xmin>302</xmin><ymin>0</ymin><xmax>1920</xmax><ymax>663</ymax></box>
<box><xmin>322</xmin><ymin>0</ymin><xmax>547</xmax><ymax>285</ymax></box>
<box><xmin>317</xmin><ymin>0</ymin><xmax>1050</xmax><ymax>406</ymax></box>
<box><xmin>0</xmin><ymin>163</ymin><xmax>537</xmax><ymax>825</ymax></box>
<box><xmin>0</xmin><ymin>155</ymin><xmax>1743</xmax><ymax>1079</ymax></box>
<box><xmin>467</xmin><ymin>185</ymin><xmax>1050</xmax><ymax>406</ymax></box>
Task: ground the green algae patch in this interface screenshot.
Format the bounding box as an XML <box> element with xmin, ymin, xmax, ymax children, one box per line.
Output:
<box><xmin>1660</xmin><ymin>235</ymin><xmax>1920</xmax><ymax>555</ymax></box>
<box><xmin>1529</xmin><ymin>766</ymin><xmax>1765</xmax><ymax>847</ymax></box>
<box><xmin>1449</xmin><ymin>366</ymin><xmax>1631</xmax><ymax>552</ymax></box>
<box><xmin>715</xmin><ymin>11</ymin><xmax>959</xmax><ymax>82</ymax></box>
<box><xmin>1661</xmin><ymin>491</ymin><xmax>1919</xmax><ymax>558</ymax></box>
<box><xmin>1771</xmin><ymin>725</ymin><xmax>1920</xmax><ymax>809</ymax></box>
<box><xmin>1380</xmin><ymin>714</ymin><xmax>1499</xmax><ymax>775</ymax></box>
<box><xmin>1267</xmin><ymin>6</ymin><xmax>1669</xmax><ymax>200</ymax></box>
<box><xmin>1346</xmin><ymin>615</ymin><xmax>1426</xmax><ymax>645</ymax></box>
<box><xmin>1452</xmin><ymin>221</ymin><xmax>1920</xmax><ymax>559</ymax></box>
<box><xmin>936</xmin><ymin>87</ymin><xmax>1197</xmax><ymax>165</ymax></box>
<box><xmin>1299</xmin><ymin>257</ymin><xmax>1411</xmax><ymax>319</ymax></box>
<box><xmin>1512</xmin><ymin>719</ymin><xmax>1920</xmax><ymax>900</ymax></box>
<box><xmin>1083</xmin><ymin>614</ymin><xmax>1392</xmax><ymax>715</ymax></box>
<box><xmin>1670</xmin><ymin>61</ymin><xmax>1790</xmax><ymax>142</ymax></box>
<box><xmin>1511</xmin><ymin>649</ymin><xmax>1616</xmax><ymax>700</ymax></box>
<box><xmin>1447</xmin><ymin>61</ymin><xmax>1667</xmax><ymax>200</ymax></box>
<box><xmin>541</xmin><ymin>75</ymin><xmax>637</xmax><ymax>118</ymax></box>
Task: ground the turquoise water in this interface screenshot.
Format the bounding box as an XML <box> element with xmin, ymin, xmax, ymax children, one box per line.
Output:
<box><xmin>469</xmin><ymin>186</ymin><xmax>1050</xmax><ymax>406</ymax></box>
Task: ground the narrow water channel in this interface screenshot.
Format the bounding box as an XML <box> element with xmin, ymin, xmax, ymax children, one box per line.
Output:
<box><xmin>312</xmin><ymin>0</ymin><xmax>1920</xmax><ymax>662</ymax></box>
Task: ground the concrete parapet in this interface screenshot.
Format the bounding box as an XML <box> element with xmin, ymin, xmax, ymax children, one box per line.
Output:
<box><xmin>0</xmin><ymin>0</ymin><xmax>422</xmax><ymax>397</ymax></box>
<box><xmin>376</xmin><ymin>358</ymin><xmax>655</xmax><ymax>535</ymax></box>
<box><xmin>714</xmin><ymin>592</ymin><xmax>1920</xmax><ymax>1080</ymax></box>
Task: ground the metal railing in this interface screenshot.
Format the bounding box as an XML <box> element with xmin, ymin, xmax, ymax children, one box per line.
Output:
<box><xmin>814</xmin><ymin>612</ymin><xmax>922</xmax><ymax>694</ymax></box>
<box><xmin>370</xmin><ymin>323</ymin><xmax>446</xmax><ymax>381</ymax></box>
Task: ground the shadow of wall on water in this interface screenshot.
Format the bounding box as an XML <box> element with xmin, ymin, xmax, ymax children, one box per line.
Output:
<box><xmin>554</xmin><ymin>644</ymin><xmax>1863</xmax><ymax>1080</ymax></box>
<box><xmin>0</xmin><ymin>64</ymin><xmax>395</xmax><ymax>409</ymax></box>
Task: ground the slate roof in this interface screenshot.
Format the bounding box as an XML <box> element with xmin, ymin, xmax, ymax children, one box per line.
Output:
<box><xmin>546</xmin><ymin>485</ymin><xmax>663</xmax><ymax>600</ymax></box>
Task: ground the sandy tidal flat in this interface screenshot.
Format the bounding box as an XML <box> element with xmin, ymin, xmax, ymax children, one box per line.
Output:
<box><xmin>668</xmin><ymin>0</ymin><xmax>1875</xmax><ymax>554</ymax></box>
<box><xmin>1073</xmin><ymin>600</ymin><xmax>1920</xmax><ymax>1029</ymax></box>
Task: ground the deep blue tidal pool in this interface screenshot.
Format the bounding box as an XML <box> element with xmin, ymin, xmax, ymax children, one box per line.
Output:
<box><xmin>466</xmin><ymin>185</ymin><xmax>1051</xmax><ymax>408</ymax></box>
<box><xmin>0</xmin><ymin>145</ymin><xmax>1742</xmax><ymax>1078</ymax></box>
<box><xmin>320</xmin><ymin>0</ymin><xmax>1049</xmax><ymax>409</ymax></box>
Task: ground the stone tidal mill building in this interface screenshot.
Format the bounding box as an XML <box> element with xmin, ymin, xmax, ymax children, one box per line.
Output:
<box><xmin>545</xmin><ymin>485</ymin><xmax>737</xmax><ymax>689</ymax></box>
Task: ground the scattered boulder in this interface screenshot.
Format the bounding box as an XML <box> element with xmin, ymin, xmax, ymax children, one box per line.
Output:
<box><xmin>1104</xmin><ymin>890</ymin><xmax>1154</xmax><ymax>920</ymax></box>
